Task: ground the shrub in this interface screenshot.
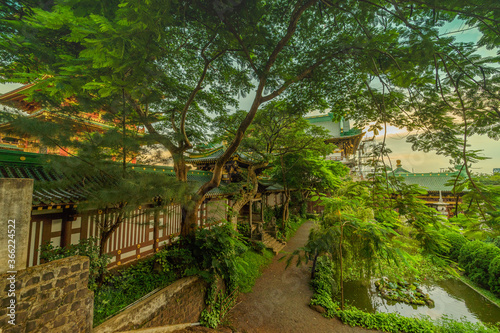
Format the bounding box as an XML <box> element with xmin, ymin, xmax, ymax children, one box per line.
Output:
<box><xmin>40</xmin><ymin>238</ymin><xmax>109</xmax><ymax>290</ymax></box>
<box><xmin>237</xmin><ymin>221</ymin><xmax>250</xmax><ymax>238</ymax></box>
<box><xmin>459</xmin><ymin>241</ymin><xmax>500</xmax><ymax>287</ymax></box>
<box><xmin>154</xmin><ymin>246</ymin><xmax>195</xmax><ymax>277</ymax></box>
<box><xmin>489</xmin><ymin>256</ymin><xmax>500</xmax><ymax>295</ymax></box>
<box><xmin>443</xmin><ymin>231</ymin><xmax>468</xmax><ymax>261</ymax></box>
<box><xmin>94</xmin><ymin>255</ymin><xmax>175</xmax><ymax>326</ymax></box>
<box><xmin>187</xmin><ymin>222</ymin><xmax>248</xmax><ymax>286</ymax></box>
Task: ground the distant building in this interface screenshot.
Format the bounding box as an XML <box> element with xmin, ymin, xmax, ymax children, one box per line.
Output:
<box><xmin>304</xmin><ymin>112</ymin><xmax>364</xmax><ymax>169</ymax></box>
<box><xmin>392</xmin><ymin>160</ymin><xmax>465</xmax><ymax>218</ymax></box>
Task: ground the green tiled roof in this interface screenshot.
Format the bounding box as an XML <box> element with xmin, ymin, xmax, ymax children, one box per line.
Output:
<box><xmin>393</xmin><ymin>166</ymin><xmax>411</xmax><ymax>174</ymax></box>
<box><xmin>305</xmin><ymin>113</ymin><xmax>334</xmax><ymax>123</ymax></box>
<box><xmin>0</xmin><ymin>149</ymin><xmax>228</xmax><ymax>205</ymax></box>
<box><xmin>186</xmin><ymin>146</ymin><xmax>225</xmax><ymax>163</ymax></box>
<box><xmin>393</xmin><ymin>163</ymin><xmax>465</xmax><ymax>192</ymax></box>
<box><xmin>186</xmin><ymin>145</ymin><xmax>254</xmax><ymax>164</ymax></box>
<box><xmin>341</xmin><ymin>128</ymin><xmax>363</xmax><ymax>137</ymax></box>
<box><xmin>399</xmin><ymin>173</ymin><xmax>457</xmax><ymax>192</ymax></box>
<box><xmin>266</xmin><ymin>183</ymin><xmax>284</xmax><ymax>191</ymax></box>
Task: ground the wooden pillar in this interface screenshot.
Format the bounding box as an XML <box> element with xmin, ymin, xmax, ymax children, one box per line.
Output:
<box><xmin>153</xmin><ymin>209</ymin><xmax>159</xmax><ymax>252</ymax></box>
<box><xmin>59</xmin><ymin>208</ymin><xmax>76</xmax><ymax>247</ymax></box>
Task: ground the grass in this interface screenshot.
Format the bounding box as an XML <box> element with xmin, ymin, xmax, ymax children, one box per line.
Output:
<box><xmin>283</xmin><ymin>216</ymin><xmax>307</xmax><ymax>241</ymax></box>
<box><xmin>237</xmin><ymin>249</ymin><xmax>274</xmax><ymax>293</ymax></box>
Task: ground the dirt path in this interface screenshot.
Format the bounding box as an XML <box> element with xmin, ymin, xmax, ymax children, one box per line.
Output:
<box><xmin>227</xmin><ymin>220</ymin><xmax>373</xmax><ymax>333</ymax></box>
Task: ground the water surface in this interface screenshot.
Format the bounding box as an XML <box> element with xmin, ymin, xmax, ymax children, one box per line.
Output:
<box><xmin>342</xmin><ymin>279</ymin><xmax>500</xmax><ymax>325</ymax></box>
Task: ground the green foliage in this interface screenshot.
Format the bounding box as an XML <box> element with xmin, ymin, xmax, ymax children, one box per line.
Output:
<box><xmin>187</xmin><ymin>223</ymin><xmax>248</xmax><ymax>287</ymax></box>
<box><xmin>264</xmin><ymin>205</ymin><xmax>283</xmax><ymax>224</ymax></box>
<box><xmin>153</xmin><ymin>246</ymin><xmax>195</xmax><ymax>277</ymax></box>
<box><xmin>443</xmin><ymin>231</ymin><xmax>469</xmax><ymax>262</ymax></box>
<box><xmin>236</xmin><ymin>222</ymin><xmax>251</xmax><ymax>238</ymax></box>
<box><xmin>459</xmin><ymin>240</ymin><xmax>500</xmax><ymax>288</ymax></box>
<box><xmin>234</xmin><ymin>249</ymin><xmax>273</xmax><ymax>293</ymax></box>
<box><xmin>94</xmin><ymin>255</ymin><xmax>176</xmax><ymax>326</ymax></box>
<box><xmin>489</xmin><ymin>256</ymin><xmax>500</xmax><ymax>295</ymax></box>
<box><xmin>310</xmin><ymin>256</ymin><xmax>337</xmax><ymax>297</ymax></box>
<box><xmin>39</xmin><ymin>238</ymin><xmax>110</xmax><ymax>290</ymax></box>
<box><xmin>200</xmin><ymin>282</ymin><xmax>238</xmax><ymax>329</ymax></box>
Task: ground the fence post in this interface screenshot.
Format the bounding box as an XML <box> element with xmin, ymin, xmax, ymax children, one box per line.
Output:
<box><xmin>0</xmin><ymin>178</ymin><xmax>33</xmax><ymax>274</ymax></box>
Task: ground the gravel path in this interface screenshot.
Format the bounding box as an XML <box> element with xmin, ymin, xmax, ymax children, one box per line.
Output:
<box><xmin>227</xmin><ymin>220</ymin><xmax>374</xmax><ymax>333</ymax></box>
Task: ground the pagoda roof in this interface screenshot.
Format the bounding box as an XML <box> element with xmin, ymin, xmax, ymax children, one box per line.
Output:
<box><xmin>0</xmin><ymin>109</ymin><xmax>116</xmax><ymax>134</ymax></box>
<box><xmin>0</xmin><ymin>82</ymin><xmax>38</xmax><ymax>104</ymax></box>
<box><xmin>186</xmin><ymin>144</ymin><xmax>255</xmax><ymax>165</ymax></box>
<box><xmin>0</xmin><ymin>149</ymin><xmax>228</xmax><ymax>207</ymax></box>
<box><xmin>392</xmin><ymin>162</ymin><xmax>465</xmax><ymax>193</ymax></box>
<box><xmin>392</xmin><ymin>160</ymin><xmax>411</xmax><ymax>174</ymax></box>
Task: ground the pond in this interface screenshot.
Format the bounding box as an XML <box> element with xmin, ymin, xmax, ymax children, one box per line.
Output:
<box><xmin>343</xmin><ymin>278</ymin><xmax>500</xmax><ymax>325</ymax></box>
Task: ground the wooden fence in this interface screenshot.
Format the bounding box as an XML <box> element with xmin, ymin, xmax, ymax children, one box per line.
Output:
<box><xmin>28</xmin><ymin>199</ymin><xmax>228</xmax><ymax>269</ymax></box>
<box><xmin>27</xmin><ymin>193</ymin><xmax>283</xmax><ymax>269</ymax></box>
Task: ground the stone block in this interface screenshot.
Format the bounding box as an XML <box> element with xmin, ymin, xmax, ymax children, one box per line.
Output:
<box><xmin>58</xmin><ymin>267</ymin><xmax>69</xmax><ymax>277</ymax></box>
<box><xmin>55</xmin><ymin>279</ymin><xmax>66</xmax><ymax>288</ymax></box>
<box><xmin>0</xmin><ymin>179</ymin><xmax>33</xmax><ymax>274</ymax></box>
<box><xmin>53</xmin><ymin>316</ymin><xmax>67</xmax><ymax>328</ymax></box>
<box><xmin>41</xmin><ymin>282</ymin><xmax>53</xmax><ymax>291</ymax></box>
<box><xmin>26</xmin><ymin>319</ymin><xmax>38</xmax><ymax>332</ymax></box>
<box><xmin>71</xmin><ymin>263</ymin><xmax>81</xmax><ymax>272</ymax></box>
<box><xmin>25</xmin><ymin>276</ymin><xmax>40</xmax><ymax>287</ymax></box>
<box><xmin>42</xmin><ymin>272</ymin><xmax>55</xmax><ymax>281</ymax></box>
<box><xmin>20</xmin><ymin>287</ymin><xmax>37</xmax><ymax>299</ymax></box>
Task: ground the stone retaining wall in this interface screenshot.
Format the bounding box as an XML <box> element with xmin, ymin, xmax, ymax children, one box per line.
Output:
<box><xmin>94</xmin><ymin>276</ymin><xmax>223</xmax><ymax>333</ymax></box>
<box><xmin>0</xmin><ymin>256</ymin><xmax>93</xmax><ymax>333</ymax></box>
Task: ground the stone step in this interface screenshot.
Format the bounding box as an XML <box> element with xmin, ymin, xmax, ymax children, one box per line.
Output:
<box><xmin>261</xmin><ymin>231</ymin><xmax>286</xmax><ymax>255</ymax></box>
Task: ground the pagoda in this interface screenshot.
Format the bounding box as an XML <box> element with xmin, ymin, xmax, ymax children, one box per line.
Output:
<box><xmin>0</xmin><ymin>83</ymin><xmax>128</xmax><ymax>156</ymax></box>
<box><xmin>305</xmin><ymin>112</ymin><xmax>364</xmax><ymax>168</ymax></box>
<box><xmin>392</xmin><ymin>160</ymin><xmax>465</xmax><ymax>218</ymax></box>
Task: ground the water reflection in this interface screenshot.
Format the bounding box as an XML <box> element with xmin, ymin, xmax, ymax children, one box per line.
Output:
<box><xmin>342</xmin><ymin>279</ymin><xmax>500</xmax><ymax>325</ymax></box>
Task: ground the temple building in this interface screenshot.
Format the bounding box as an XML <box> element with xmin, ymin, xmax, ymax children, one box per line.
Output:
<box><xmin>304</xmin><ymin>112</ymin><xmax>364</xmax><ymax>168</ymax></box>
<box><xmin>392</xmin><ymin>160</ymin><xmax>465</xmax><ymax>218</ymax></box>
<box><xmin>0</xmin><ymin>82</ymin><xmax>140</xmax><ymax>157</ymax></box>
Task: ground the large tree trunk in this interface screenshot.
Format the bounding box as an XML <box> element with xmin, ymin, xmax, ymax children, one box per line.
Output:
<box><xmin>182</xmin><ymin>205</ymin><xmax>198</xmax><ymax>236</ymax></box>
<box><xmin>99</xmin><ymin>210</ymin><xmax>124</xmax><ymax>256</ymax></box>
<box><xmin>173</xmin><ymin>155</ymin><xmax>188</xmax><ymax>182</ymax></box>
<box><xmin>230</xmin><ymin>162</ymin><xmax>268</xmax><ymax>229</ymax></box>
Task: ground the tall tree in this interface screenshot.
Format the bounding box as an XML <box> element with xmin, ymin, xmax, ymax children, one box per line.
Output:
<box><xmin>212</xmin><ymin>100</ymin><xmax>331</xmax><ymax>226</ymax></box>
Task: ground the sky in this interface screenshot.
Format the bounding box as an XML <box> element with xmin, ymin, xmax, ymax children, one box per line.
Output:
<box><xmin>1</xmin><ymin>21</ymin><xmax>499</xmax><ymax>174</ymax></box>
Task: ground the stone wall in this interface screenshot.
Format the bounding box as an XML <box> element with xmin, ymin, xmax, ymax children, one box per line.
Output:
<box><xmin>94</xmin><ymin>276</ymin><xmax>223</xmax><ymax>333</ymax></box>
<box><xmin>0</xmin><ymin>256</ymin><xmax>93</xmax><ymax>333</ymax></box>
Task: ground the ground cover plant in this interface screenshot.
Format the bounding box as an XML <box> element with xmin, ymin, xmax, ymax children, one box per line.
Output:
<box><xmin>93</xmin><ymin>255</ymin><xmax>177</xmax><ymax>326</ymax></box>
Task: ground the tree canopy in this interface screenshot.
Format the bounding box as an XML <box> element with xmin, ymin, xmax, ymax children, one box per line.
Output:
<box><xmin>1</xmin><ymin>0</ymin><xmax>499</xmax><ymax>234</ymax></box>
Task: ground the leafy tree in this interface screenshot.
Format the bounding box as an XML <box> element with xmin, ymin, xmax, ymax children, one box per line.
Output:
<box><xmin>213</xmin><ymin>100</ymin><xmax>333</xmax><ymax>226</ymax></box>
<box><xmin>270</xmin><ymin>152</ymin><xmax>349</xmax><ymax>221</ymax></box>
